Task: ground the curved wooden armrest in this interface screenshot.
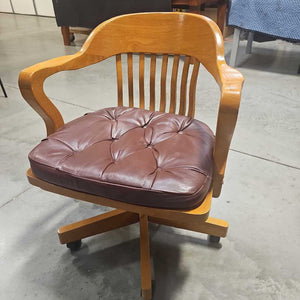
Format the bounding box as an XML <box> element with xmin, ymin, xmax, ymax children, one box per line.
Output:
<box><xmin>18</xmin><ymin>52</ymin><xmax>101</xmax><ymax>135</ymax></box>
<box><xmin>213</xmin><ymin>63</ymin><xmax>244</xmax><ymax>197</ymax></box>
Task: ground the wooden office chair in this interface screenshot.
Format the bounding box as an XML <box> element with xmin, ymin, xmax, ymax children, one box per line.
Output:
<box><xmin>19</xmin><ymin>12</ymin><xmax>243</xmax><ymax>299</ymax></box>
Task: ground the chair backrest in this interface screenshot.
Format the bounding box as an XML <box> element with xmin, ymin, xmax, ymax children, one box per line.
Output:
<box><xmin>77</xmin><ymin>12</ymin><xmax>225</xmax><ymax>118</ymax></box>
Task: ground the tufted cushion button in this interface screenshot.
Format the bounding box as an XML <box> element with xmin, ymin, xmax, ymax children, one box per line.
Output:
<box><xmin>29</xmin><ymin>106</ymin><xmax>215</xmax><ymax>210</ymax></box>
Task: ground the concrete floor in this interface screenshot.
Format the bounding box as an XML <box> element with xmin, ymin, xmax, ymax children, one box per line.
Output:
<box><xmin>0</xmin><ymin>13</ymin><xmax>299</xmax><ymax>300</ymax></box>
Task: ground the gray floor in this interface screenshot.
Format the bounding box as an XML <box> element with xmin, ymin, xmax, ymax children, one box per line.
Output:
<box><xmin>0</xmin><ymin>13</ymin><xmax>299</xmax><ymax>300</ymax></box>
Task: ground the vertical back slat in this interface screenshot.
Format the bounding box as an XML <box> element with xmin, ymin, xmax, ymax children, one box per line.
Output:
<box><xmin>149</xmin><ymin>54</ymin><xmax>156</xmax><ymax>111</ymax></box>
<box><xmin>117</xmin><ymin>52</ymin><xmax>199</xmax><ymax>114</ymax></box>
<box><xmin>169</xmin><ymin>55</ymin><xmax>180</xmax><ymax>114</ymax></box>
<box><xmin>127</xmin><ymin>53</ymin><xmax>134</xmax><ymax>107</ymax></box>
<box><xmin>160</xmin><ymin>54</ymin><xmax>168</xmax><ymax>112</ymax></box>
<box><xmin>188</xmin><ymin>60</ymin><xmax>200</xmax><ymax>118</ymax></box>
<box><xmin>179</xmin><ymin>56</ymin><xmax>191</xmax><ymax>115</ymax></box>
<box><xmin>116</xmin><ymin>54</ymin><xmax>123</xmax><ymax>106</ymax></box>
<box><xmin>139</xmin><ymin>53</ymin><xmax>145</xmax><ymax>109</ymax></box>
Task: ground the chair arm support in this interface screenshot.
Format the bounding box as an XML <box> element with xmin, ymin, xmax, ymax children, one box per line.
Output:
<box><xmin>18</xmin><ymin>52</ymin><xmax>101</xmax><ymax>135</ymax></box>
<box><xmin>213</xmin><ymin>63</ymin><xmax>244</xmax><ymax>197</ymax></box>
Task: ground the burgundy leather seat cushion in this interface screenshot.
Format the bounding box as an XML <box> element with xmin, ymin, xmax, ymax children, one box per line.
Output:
<box><xmin>29</xmin><ymin>107</ymin><xmax>214</xmax><ymax>210</ymax></box>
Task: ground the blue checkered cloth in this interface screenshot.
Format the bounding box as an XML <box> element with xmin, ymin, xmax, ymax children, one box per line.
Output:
<box><xmin>228</xmin><ymin>0</ymin><xmax>300</xmax><ymax>42</ymax></box>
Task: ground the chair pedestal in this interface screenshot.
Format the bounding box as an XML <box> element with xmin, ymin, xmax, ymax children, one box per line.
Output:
<box><xmin>57</xmin><ymin>208</ymin><xmax>228</xmax><ymax>300</ymax></box>
<box><xmin>26</xmin><ymin>168</ymin><xmax>229</xmax><ymax>300</ymax></box>
<box><xmin>139</xmin><ymin>214</ymin><xmax>152</xmax><ymax>300</ymax></box>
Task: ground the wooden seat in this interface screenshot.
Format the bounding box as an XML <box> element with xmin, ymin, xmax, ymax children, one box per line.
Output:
<box><xmin>19</xmin><ymin>12</ymin><xmax>243</xmax><ymax>299</ymax></box>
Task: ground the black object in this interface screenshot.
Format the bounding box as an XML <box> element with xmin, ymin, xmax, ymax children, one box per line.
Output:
<box><xmin>52</xmin><ymin>0</ymin><xmax>172</xmax><ymax>29</ymax></box>
<box><xmin>0</xmin><ymin>78</ymin><xmax>7</xmax><ymax>98</ymax></box>
<box><xmin>66</xmin><ymin>240</ymin><xmax>82</xmax><ymax>251</ymax></box>
<box><xmin>208</xmin><ymin>235</ymin><xmax>221</xmax><ymax>243</ymax></box>
<box><xmin>70</xmin><ymin>33</ymin><xmax>75</xmax><ymax>42</ymax></box>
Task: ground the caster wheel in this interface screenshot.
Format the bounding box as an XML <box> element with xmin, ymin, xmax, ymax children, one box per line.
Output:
<box><xmin>208</xmin><ymin>235</ymin><xmax>220</xmax><ymax>244</ymax></box>
<box><xmin>66</xmin><ymin>239</ymin><xmax>82</xmax><ymax>251</ymax></box>
<box><xmin>152</xmin><ymin>280</ymin><xmax>155</xmax><ymax>295</ymax></box>
<box><xmin>69</xmin><ymin>33</ymin><xmax>75</xmax><ymax>42</ymax></box>
<box><xmin>140</xmin><ymin>280</ymin><xmax>155</xmax><ymax>298</ymax></box>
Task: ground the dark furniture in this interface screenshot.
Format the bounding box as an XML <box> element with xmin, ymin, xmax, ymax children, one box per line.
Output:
<box><xmin>52</xmin><ymin>0</ymin><xmax>228</xmax><ymax>45</ymax></box>
<box><xmin>173</xmin><ymin>0</ymin><xmax>227</xmax><ymax>33</ymax></box>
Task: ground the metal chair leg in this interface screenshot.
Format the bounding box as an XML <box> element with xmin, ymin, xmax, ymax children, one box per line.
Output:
<box><xmin>229</xmin><ymin>27</ymin><xmax>241</xmax><ymax>67</ymax></box>
<box><xmin>0</xmin><ymin>78</ymin><xmax>7</xmax><ymax>97</ymax></box>
<box><xmin>246</xmin><ymin>31</ymin><xmax>254</xmax><ymax>54</ymax></box>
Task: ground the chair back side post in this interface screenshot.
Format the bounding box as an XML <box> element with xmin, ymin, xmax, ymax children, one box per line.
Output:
<box><xmin>19</xmin><ymin>12</ymin><xmax>244</xmax><ymax>199</ymax></box>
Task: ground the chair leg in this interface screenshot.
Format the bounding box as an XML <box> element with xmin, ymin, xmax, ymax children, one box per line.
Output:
<box><xmin>246</xmin><ymin>31</ymin><xmax>254</xmax><ymax>54</ymax></box>
<box><xmin>149</xmin><ymin>216</ymin><xmax>228</xmax><ymax>238</ymax></box>
<box><xmin>139</xmin><ymin>214</ymin><xmax>152</xmax><ymax>300</ymax></box>
<box><xmin>61</xmin><ymin>26</ymin><xmax>71</xmax><ymax>46</ymax></box>
<box><xmin>200</xmin><ymin>0</ymin><xmax>205</xmax><ymax>11</ymax></box>
<box><xmin>217</xmin><ymin>0</ymin><xmax>227</xmax><ymax>34</ymax></box>
<box><xmin>229</xmin><ymin>27</ymin><xmax>241</xmax><ymax>67</ymax></box>
<box><xmin>0</xmin><ymin>78</ymin><xmax>7</xmax><ymax>98</ymax></box>
<box><xmin>58</xmin><ymin>209</ymin><xmax>139</xmax><ymax>244</ymax></box>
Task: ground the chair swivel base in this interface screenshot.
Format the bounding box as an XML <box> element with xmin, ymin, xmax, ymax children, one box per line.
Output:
<box><xmin>28</xmin><ymin>168</ymin><xmax>228</xmax><ymax>300</ymax></box>
<box><xmin>57</xmin><ymin>210</ymin><xmax>227</xmax><ymax>299</ymax></box>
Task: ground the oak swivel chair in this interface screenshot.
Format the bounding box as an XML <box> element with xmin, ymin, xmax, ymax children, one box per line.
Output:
<box><xmin>19</xmin><ymin>13</ymin><xmax>244</xmax><ymax>300</ymax></box>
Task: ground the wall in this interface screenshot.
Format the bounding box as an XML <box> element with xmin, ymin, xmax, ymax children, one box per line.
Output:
<box><xmin>0</xmin><ymin>0</ymin><xmax>55</xmax><ymax>17</ymax></box>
